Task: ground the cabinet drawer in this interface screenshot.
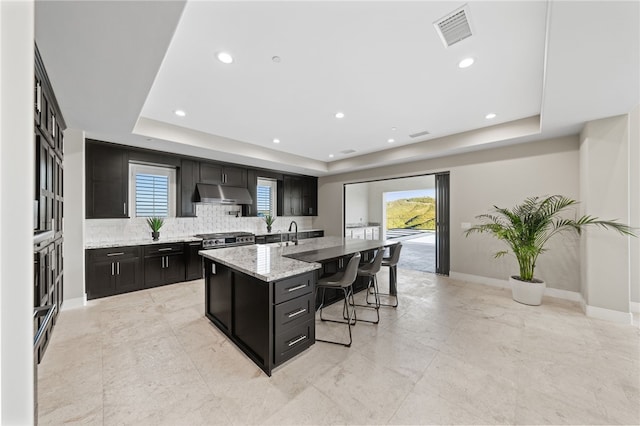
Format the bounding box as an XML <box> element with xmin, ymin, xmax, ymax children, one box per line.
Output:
<box><xmin>274</xmin><ymin>292</ymin><xmax>314</xmax><ymax>332</ymax></box>
<box><xmin>273</xmin><ymin>272</ymin><xmax>314</xmax><ymax>304</ymax></box>
<box><xmin>144</xmin><ymin>243</ymin><xmax>184</xmax><ymax>257</ymax></box>
<box><xmin>87</xmin><ymin>246</ymin><xmax>140</xmax><ymax>261</ymax></box>
<box><xmin>274</xmin><ymin>320</ymin><xmax>314</xmax><ymax>365</ymax></box>
<box><xmin>309</xmin><ymin>230</ymin><xmax>324</xmax><ymax>238</ymax></box>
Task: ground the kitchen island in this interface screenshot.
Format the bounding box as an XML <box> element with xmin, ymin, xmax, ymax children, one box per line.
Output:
<box><xmin>200</xmin><ymin>237</ymin><xmax>398</xmax><ymax>375</ymax></box>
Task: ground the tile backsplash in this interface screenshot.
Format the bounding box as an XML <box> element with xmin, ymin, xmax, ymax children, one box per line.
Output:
<box><xmin>85</xmin><ymin>204</ymin><xmax>313</xmax><ymax>244</ymax></box>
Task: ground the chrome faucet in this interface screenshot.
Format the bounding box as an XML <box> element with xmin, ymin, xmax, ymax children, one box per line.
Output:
<box><xmin>288</xmin><ymin>220</ymin><xmax>298</xmax><ymax>245</ymax></box>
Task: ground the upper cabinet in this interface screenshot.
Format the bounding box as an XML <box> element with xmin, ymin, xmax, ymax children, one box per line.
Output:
<box><xmin>178</xmin><ymin>159</ymin><xmax>199</xmax><ymax>217</ymax></box>
<box><xmin>200</xmin><ymin>162</ymin><xmax>247</xmax><ymax>187</ymax></box>
<box><xmin>85</xmin><ymin>141</ymin><xmax>129</xmax><ymax>219</ymax></box>
<box><xmin>281</xmin><ymin>175</ymin><xmax>318</xmax><ymax>217</ymax></box>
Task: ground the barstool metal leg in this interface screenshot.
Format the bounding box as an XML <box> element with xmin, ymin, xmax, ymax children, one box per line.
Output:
<box><xmin>316</xmin><ymin>285</ymin><xmax>355</xmax><ymax>347</ymax></box>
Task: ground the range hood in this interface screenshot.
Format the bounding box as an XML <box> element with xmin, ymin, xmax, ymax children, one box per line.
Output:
<box><xmin>195</xmin><ymin>183</ymin><xmax>253</xmax><ymax>205</ymax></box>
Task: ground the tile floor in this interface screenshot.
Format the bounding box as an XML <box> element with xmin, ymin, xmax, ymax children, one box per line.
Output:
<box><xmin>38</xmin><ymin>269</ymin><xmax>640</xmax><ymax>425</ymax></box>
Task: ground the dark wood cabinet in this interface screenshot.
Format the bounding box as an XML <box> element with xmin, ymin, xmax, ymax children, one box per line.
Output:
<box><xmin>301</xmin><ymin>176</ymin><xmax>318</xmax><ymax>216</ymax></box>
<box><xmin>204</xmin><ymin>261</ymin><xmax>315</xmax><ymax>376</ymax></box>
<box><xmin>178</xmin><ymin>159</ymin><xmax>199</xmax><ymax>217</ymax></box>
<box><xmin>281</xmin><ymin>174</ymin><xmax>318</xmax><ymax>216</ymax></box>
<box><xmin>185</xmin><ymin>242</ymin><xmax>203</xmax><ymax>280</ymax></box>
<box><xmin>34</xmin><ymin>44</ymin><xmax>65</xmax><ymax>359</ymax></box>
<box><xmin>205</xmin><ymin>260</ymin><xmax>233</xmax><ymax>332</ymax></box>
<box><xmin>282</xmin><ymin>175</ymin><xmax>302</xmax><ymax>216</ymax></box>
<box><xmin>85</xmin><ymin>141</ymin><xmax>129</xmax><ymax>219</ymax></box>
<box><xmin>143</xmin><ymin>243</ymin><xmax>185</xmax><ymax>288</ymax></box>
<box><xmin>86</xmin><ymin>246</ymin><xmax>143</xmax><ymax>300</ymax></box>
<box><xmin>200</xmin><ymin>162</ymin><xmax>247</xmax><ymax>187</ymax></box>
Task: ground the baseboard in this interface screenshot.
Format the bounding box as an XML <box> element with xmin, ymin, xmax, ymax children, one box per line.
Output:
<box><xmin>449</xmin><ymin>272</ymin><xmax>582</xmax><ymax>302</ymax></box>
<box><xmin>61</xmin><ymin>295</ymin><xmax>86</xmax><ymax>311</ymax></box>
<box><xmin>449</xmin><ymin>272</ymin><xmax>510</xmax><ymax>289</ymax></box>
<box><xmin>630</xmin><ymin>301</ymin><xmax>640</xmax><ymax>314</ymax></box>
<box><xmin>584</xmin><ymin>304</ymin><xmax>633</xmax><ymax>324</ymax></box>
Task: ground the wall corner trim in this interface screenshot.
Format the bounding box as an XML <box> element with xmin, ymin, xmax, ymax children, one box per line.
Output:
<box><xmin>61</xmin><ymin>296</ymin><xmax>87</xmax><ymax>311</ymax></box>
<box><xmin>584</xmin><ymin>304</ymin><xmax>633</xmax><ymax>324</ymax></box>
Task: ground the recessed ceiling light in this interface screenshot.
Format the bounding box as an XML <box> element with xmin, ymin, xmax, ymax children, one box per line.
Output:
<box><xmin>272</xmin><ymin>138</ymin><xmax>280</xmax><ymax>144</ymax></box>
<box><xmin>272</xmin><ymin>56</ymin><xmax>281</xmax><ymax>63</ymax></box>
<box><xmin>388</xmin><ymin>138</ymin><xmax>395</xmax><ymax>143</ymax></box>
<box><xmin>217</xmin><ymin>52</ymin><xmax>234</xmax><ymax>64</ymax></box>
<box><xmin>391</xmin><ymin>127</ymin><xmax>397</xmax><ymax>131</ymax></box>
<box><xmin>485</xmin><ymin>113</ymin><xmax>497</xmax><ymax>119</ymax></box>
<box><xmin>329</xmin><ymin>154</ymin><xmax>334</xmax><ymax>158</ymax></box>
<box><xmin>174</xmin><ymin>109</ymin><xmax>186</xmax><ymax>117</ymax></box>
<box><xmin>458</xmin><ymin>57</ymin><xmax>474</xmax><ymax>68</ymax></box>
<box><xmin>335</xmin><ymin>112</ymin><xmax>345</xmax><ymax>119</ymax></box>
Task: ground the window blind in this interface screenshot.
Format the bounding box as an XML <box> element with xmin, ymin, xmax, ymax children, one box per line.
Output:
<box><xmin>135</xmin><ymin>173</ymin><xmax>169</xmax><ymax>217</ymax></box>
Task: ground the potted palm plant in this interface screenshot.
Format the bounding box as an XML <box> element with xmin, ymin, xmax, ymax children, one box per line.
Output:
<box><xmin>146</xmin><ymin>217</ymin><xmax>164</xmax><ymax>241</ymax></box>
<box><xmin>465</xmin><ymin>195</ymin><xmax>633</xmax><ymax>305</ymax></box>
<box><xmin>263</xmin><ymin>214</ymin><xmax>276</xmax><ymax>233</ymax></box>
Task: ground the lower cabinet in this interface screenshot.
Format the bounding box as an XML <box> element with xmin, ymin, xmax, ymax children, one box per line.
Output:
<box><xmin>85</xmin><ymin>246</ymin><xmax>143</xmax><ymax>299</ymax></box>
<box><xmin>185</xmin><ymin>242</ymin><xmax>203</xmax><ymax>280</ymax></box>
<box><xmin>143</xmin><ymin>243</ymin><xmax>185</xmax><ymax>288</ymax></box>
<box><xmin>204</xmin><ymin>260</ymin><xmax>315</xmax><ymax>376</ymax></box>
<box><xmin>86</xmin><ymin>241</ymin><xmax>202</xmax><ymax>300</ymax></box>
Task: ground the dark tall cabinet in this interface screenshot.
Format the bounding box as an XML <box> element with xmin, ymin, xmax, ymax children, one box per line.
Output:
<box><xmin>85</xmin><ymin>140</ymin><xmax>129</xmax><ymax>219</ymax></box>
<box><xmin>34</xmin><ymin>44</ymin><xmax>65</xmax><ymax>362</ymax></box>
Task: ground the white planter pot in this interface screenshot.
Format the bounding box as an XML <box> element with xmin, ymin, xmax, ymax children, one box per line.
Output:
<box><xmin>509</xmin><ymin>276</ymin><xmax>545</xmax><ymax>306</ymax></box>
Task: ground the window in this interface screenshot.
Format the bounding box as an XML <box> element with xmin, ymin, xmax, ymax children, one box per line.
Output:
<box><xmin>256</xmin><ymin>177</ymin><xmax>277</xmax><ymax>217</ymax></box>
<box><xmin>129</xmin><ymin>163</ymin><xmax>176</xmax><ymax>217</ymax></box>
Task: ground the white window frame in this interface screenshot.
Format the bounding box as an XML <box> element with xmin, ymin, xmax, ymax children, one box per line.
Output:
<box><xmin>129</xmin><ymin>163</ymin><xmax>176</xmax><ymax>218</ymax></box>
<box><xmin>256</xmin><ymin>177</ymin><xmax>277</xmax><ymax>217</ymax></box>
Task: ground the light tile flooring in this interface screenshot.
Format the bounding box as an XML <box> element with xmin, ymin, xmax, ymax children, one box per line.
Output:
<box><xmin>38</xmin><ymin>269</ymin><xmax>640</xmax><ymax>425</ymax></box>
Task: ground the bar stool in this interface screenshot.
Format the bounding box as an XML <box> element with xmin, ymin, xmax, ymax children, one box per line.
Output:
<box><xmin>369</xmin><ymin>243</ymin><xmax>402</xmax><ymax>308</ymax></box>
<box><xmin>315</xmin><ymin>252</ymin><xmax>361</xmax><ymax>347</ymax></box>
<box><xmin>352</xmin><ymin>247</ymin><xmax>385</xmax><ymax>324</ymax></box>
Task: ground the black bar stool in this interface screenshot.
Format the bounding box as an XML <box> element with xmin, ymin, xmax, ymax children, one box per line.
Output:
<box><xmin>369</xmin><ymin>243</ymin><xmax>402</xmax><ymax>308</ymax></box>
<box><xmin>352</xmin><ymin>247</ymin><xmax>385</xmax><ymax>324</ymax></box>
<box><xmin>315</xmin><ymin>252</ymin><xmax>361</xmax><ymax>347</ymax></box>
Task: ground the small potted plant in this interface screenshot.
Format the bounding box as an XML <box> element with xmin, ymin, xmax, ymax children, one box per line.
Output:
<box><xmin>146</xmin><ymin>217</ymin><xmax>164</xmax><ymax>241</ymax></box>
<box><xmin>465</xmin><ymin>195</ymin><xmax>633</xmax><ymax>305</ymax></box>
<box><xmin>263</xmin><ymin>214</ymin><xmax>276</xmax><ymax>233</ymax></box>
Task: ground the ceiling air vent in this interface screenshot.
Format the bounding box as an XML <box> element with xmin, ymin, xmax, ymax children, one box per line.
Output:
<box><xmin>434</xmin><ymin>4</ymin><xmax>473</xmax><ymax>48</ymax></box>
<box><xmin>409</xmin><ymin>130</ymin><xmax>430</xmax><ymax>139</ymax></box>
<box><xmin>339</xmin><ymin>149</ymin><xmax>356</xmax><ymax>155</ymax></box>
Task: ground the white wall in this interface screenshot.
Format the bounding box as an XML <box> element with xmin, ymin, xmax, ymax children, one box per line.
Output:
<box><xmin>630</xmin><ymin>105</ymin><xmax>640</xmax><ymax>307</ymax></box>
<box><xmin>344</xmin><ymin>183</ymin><xmax>369</xmax><ymax>225</ymax></box>
<box><xmin>0</xmin><ymin>0</ymin><xmax>35</xmax><ymax>422</ymax></box>
<box><xmin>63</xmin><ymin>129</ymin><xmax>86</xmax><ymax>308</ymax></box>
<box><xmin>316</xmin><ymin>136</ymin><xmax>581</xmax><ymax>292</ymax></box>
<box><xmin>580</xmin><ymin>114</ymin><xmax>632</xmax><ymax>319</ymax></box>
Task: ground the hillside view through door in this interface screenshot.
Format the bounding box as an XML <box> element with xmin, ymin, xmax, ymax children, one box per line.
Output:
<box><xmin>385</xmin><ymin>188</ymin><xmax>436</xmax><ymax>273</ymax></box>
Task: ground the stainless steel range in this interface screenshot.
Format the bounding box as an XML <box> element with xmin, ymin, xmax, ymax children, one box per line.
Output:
<box><xmin>196</xmin><ymin>232</ymin><xmax>255</xmax><ymax>249</ymax></box>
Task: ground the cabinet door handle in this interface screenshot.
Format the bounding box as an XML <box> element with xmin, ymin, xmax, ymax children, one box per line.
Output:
<box><xmin>158</xmin><ymin>247</ymin><xmax>173</xmax><ymax>252</ymax></box>
<box><xmin>288</xmin><ymin>335</ymin><xmax>307</xmax><ymax>347</ymax></box>
<box><xmin>166</xmin><ymin>256</ymin><xmax>169</xmax><ymax>268</ymax></box>
<box><xmin>162</xmin><ymin>257</ymin><xmax>165</xmax><ymax>268</ymax></box>
<box><xmin>111</xmin><ymin>262</ymin><xmax>115</xmax><ymax>276</ymax></box>
<box><xmin>36</xmin><ymin>83</ymin><xmax>41</xmax><ymax>112</ymax></box>
<box><xmin>107</xmin><ymin>252</ymin><xmax>124</xmax><ymax>257</ymax></box>
<box><xmin>287</xmin><ymin>308</ymin><xmax>307</xmax><ymax>318</ymax></box>
<box><xmin>286</xmin><ymin>284</ymin><xmax>306</xmax><ymax>293</ymax></box>
<box><xmin>211</xmin><ymin>263</ymin><xmax>216</xmax><ymax>274</ymax></box>
<box><xmin>189</xmin><ymin>243</ymin><xmax>201</xmax><ymax>247</ymax></box>
<box><xmin>123</xmin><ymin>203</ymin><xmax>126</xmax><ymax>215</ymax></box>
<box><xmin>117</xmin><ymin>262</ymin><xmax>120</xmax><ymax>275</ymax></box>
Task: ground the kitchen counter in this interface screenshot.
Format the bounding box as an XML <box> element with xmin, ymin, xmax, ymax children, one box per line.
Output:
<box><xmin>256</xmin><ymin>228</ymin><xmax>324</xmax><ymax>237</ymax></box>
<box><xmin>86</xmin><ymin>236</ymin><xmax>202</xmax><ymax>249</ymax></box>
<box><xmin>198</xmin><ymin>237</ymin><xmax>338</xmax><ymax>282</ymax></box>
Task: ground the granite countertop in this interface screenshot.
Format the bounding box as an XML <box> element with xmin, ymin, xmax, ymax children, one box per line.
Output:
<box><xmin>199</xmin><ymin>236</ymin><xmax>346</xmax><ymax>282</ymax></box>
<box><xmin>86</xmin><ymin>236</ymin><xmax>202</xmax><ymax>249</ymax></box>
<box><xmin>199</xmin><ymin>236</ymin><xmax>398</xmax><ymax>282</ymax></box>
